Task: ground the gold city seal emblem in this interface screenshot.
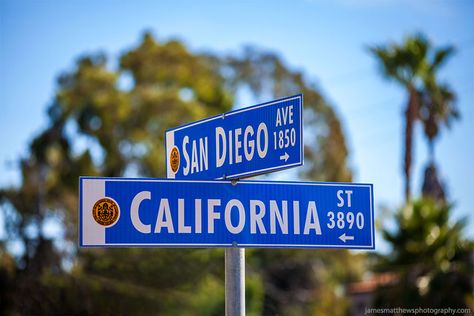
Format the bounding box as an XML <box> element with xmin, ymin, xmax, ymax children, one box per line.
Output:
<box><xmin>92</xmin><ymin>198</ymin><xmax>120</xmax><ymax>227</ymax></box>
<box><xmin>170</xmin><ymin>146</ymin><xmax>180</xmax><ymax>173</ymax></box>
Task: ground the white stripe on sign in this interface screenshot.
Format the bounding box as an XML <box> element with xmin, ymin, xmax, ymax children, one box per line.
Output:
<box><xmin>82</xmin><ymin>179</ymin><xmax>106</xmax><ymax>245</ymax></box>
<box><xmin>166</xmin><ymin>130</ymin><xmax>176</xmax><ymax>179</ymax></box>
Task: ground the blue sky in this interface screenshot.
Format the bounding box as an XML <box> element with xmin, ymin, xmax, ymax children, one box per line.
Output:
<box><xmin>1</xmin><ymin>0</ymin><xmax>473</xmax><ymax>245</ymax></box>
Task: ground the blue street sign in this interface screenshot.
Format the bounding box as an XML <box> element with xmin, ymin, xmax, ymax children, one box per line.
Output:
<box><xmin>80</xmin><ymin>177</ymin><xmax>374</xmax><ymax>249</ymax></box>
<box><xmin>165</xmin><ymin>95</ymin><xmax>303</xmax><ymax>180</ymax></box>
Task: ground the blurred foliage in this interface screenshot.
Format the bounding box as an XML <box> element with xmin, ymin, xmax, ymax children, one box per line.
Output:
<box><xmin>0</xmin><ymin>32</ymin><xmax>358</xmax><ymax>315</ymax></box>
<box><xmin>373</xmin><ymin>199</ymin><xmax>473</xmax><ymax>311</ymax></box>
<box><xmin>367</xmin><ymin>34</ymin><xmax>472</xmax><ymax>314</ymax></box>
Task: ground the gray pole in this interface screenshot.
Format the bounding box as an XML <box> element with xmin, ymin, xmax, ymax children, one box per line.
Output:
<box><xmin>225</xmin><ymin>247</ymin><xmax>245</xmax><ymax>316</ymax></box>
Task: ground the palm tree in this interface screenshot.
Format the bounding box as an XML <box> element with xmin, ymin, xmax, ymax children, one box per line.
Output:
<box><xmin>370</xmin><ymin>34</ymin><xmax>455</xmax><ymax>202</ymax></box>
<box><xmin>370</xmin><ymin>35</ymin><xmax>428</xmax><ymax>201</ymax></box>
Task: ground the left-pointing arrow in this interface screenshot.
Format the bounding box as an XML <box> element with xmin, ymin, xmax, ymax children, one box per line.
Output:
<box><xmin>339</xmin><ymin>233</ymin><xmax>354</xmax><ymax>243</ymax></box>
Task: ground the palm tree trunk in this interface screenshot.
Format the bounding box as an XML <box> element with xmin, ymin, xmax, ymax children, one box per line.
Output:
<box><xmin>404</xmin><ymin>87</ymin><xmax>419</xmax><ymax>202</ymax></box>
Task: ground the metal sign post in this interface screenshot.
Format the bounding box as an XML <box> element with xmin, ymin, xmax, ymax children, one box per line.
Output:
<box><xmin>225</xmin><ymin>247</ymin><xmax>245</xmax><ymax>316</ymax></box>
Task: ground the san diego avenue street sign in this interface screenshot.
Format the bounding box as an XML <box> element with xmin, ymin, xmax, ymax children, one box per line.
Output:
<box><xmin>165</xmin><ymin>95</ymin><xmax>303</xmax><ymax>180</ymax></box>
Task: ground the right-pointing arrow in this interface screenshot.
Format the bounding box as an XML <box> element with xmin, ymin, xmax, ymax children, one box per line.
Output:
<box><xmin>279</xmin><ymin>152</ymin><xmax>289</xmax><ymax>162</ymax></box>
<box><xmin>339</xmin><ymin>233</ymin><xmax>354</xmax><ymax>243</ymax></box>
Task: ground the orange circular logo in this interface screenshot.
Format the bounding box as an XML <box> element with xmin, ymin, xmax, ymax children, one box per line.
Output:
<box><xmin>170</xmin><ymin>146</ymin><xmax>180</xmax><ymax>173</ymax></box>
<box><xmin>92</xmin><ymin>198</ymin><xmax>120</xmax><ymax>227</ymax></box>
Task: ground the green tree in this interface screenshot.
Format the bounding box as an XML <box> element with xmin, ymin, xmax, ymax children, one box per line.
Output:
<box><xmin>370</xmin><ymin>34</ymin><xmax>455</xmax><ymax>202</ymax></box>
<box><xmin>1</xmin><ymin>32</ymin><xmax>358</xmax><ymax>315</ymax></box>
<box><xmin>373</xmin><ymin>199</ymin><xmax>473</xmax><ymax>311</ymax></box>
<box><xmin>2</xmin><ymin>34</ymin><xmax>234</xmax><ymax>315</ymax></box>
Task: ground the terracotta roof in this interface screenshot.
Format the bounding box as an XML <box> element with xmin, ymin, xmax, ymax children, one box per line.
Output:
<box><xmin>347</xmin><ymin>272</ymin><xmax>399</xmax><ymax>294</ymax></box>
